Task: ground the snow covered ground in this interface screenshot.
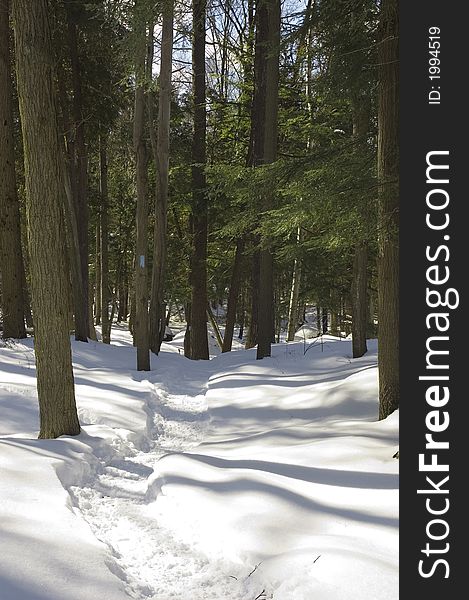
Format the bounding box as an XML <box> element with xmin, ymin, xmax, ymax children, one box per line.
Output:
<box><xmin>0</xmin><ymin>327</ymin><xmax>398</xmax><ymax>600</ymax></box>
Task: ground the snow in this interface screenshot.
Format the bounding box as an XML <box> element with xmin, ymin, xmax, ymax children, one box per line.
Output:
<box><xmin>0</xmin><ymin>328</ymin><xmax>398</xmax><ymax>600</ymax></box>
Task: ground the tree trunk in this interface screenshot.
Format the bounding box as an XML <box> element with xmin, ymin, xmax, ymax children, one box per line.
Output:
<box><xmin>351</xmin><ymin>242</ymin><xmax>368</xmax><ymax>357</ymax></box>
<box><xmin>95</xmin><ymin>221</ymin><xmax>101</xmax><ymax>324</ymax></box>
<box><xmin>0</xmin><ymin>0</ymin><xmax>26</xmax><ymax>340</ymax></box>
<box><xmin>56</xmin><ymin>46</ymin><xmax>88</xmax><ymax>342</ymax></box>
<box><xmin>183</xmin><ymin>302</ymin><xmax>191</xmax><ymax>358</ymax></box>
<box><xmin>322</xmin><ymin>309</ymin><xmax>328</xmax><ymax>334</ymax></box>
<box><xmin>13</xmin><ymin>0</ymin><xmax>80</xmax><ymax>438</ymax></box>
<box><xmin>255</xmin><ymin>0</ymin><xmax>280</xmax><ymax>360</ymax></box>
<box><xmin>377</xmin><ymin>0</ymin><xmax>399</xmax><ymax>419</ymax></box>
<box><xmin>100</xmin><ymin>134</ymin><xmax>111</xmax><ymax>344</ymax></box>
<box><xmin>189</xmin><ymin>0</ymin><xmax>209</xmax><ymax>360</ymax></box>
<box><xmin>367</xmin><ymin>285</ymin><xmax>377</xmax><ymax>337</ymax></box>
<box><xmin>207</xmin><ymin>303</ymin><xmax>223</xmax><ymax>351</ymax></box>
<box><xmin>245</xmin><ymin>249</ymin><xmax>259</xmax><ymax>349</ymax></box>
<box><xmin>133</xmin><ymin>1</ymin><xmax>150</xmax><ymax>371</ymax></box>
<box><xmin>88</xmin><ymin>285</ymin><xmax>97</xmax><ymax>340</ymax></box>
<box><xmin>129</xmin><ymin>288</ymin><xmax>136</xmax><ymax>339</ymax></box>
<box><xmin>222</xmin><ymin>238</ymin><xmax>244</xmax><ymax>352</ymax></box>
<box><xmin>149</xmin><ymin>3</ymin><xmax>173</xmax><ymax>354</ymax></box>
<box><xmin>287</xmin><ymin>228</ymin><xmax>302</xmax><ymax>342</ymax></box>
<box><xmin>237</xmin><ymin>287</ymin><xmax>245</xmax><ymax>340</ymax></box>
<box><xmin>349</xmin><ymin>84</ymin><xmax>370</xmax><ymax>357</ymax></box>
<box><xmin>65</xmin><ymin>0</ymin><xmax>89</xmax><ymax>341</ymax></box>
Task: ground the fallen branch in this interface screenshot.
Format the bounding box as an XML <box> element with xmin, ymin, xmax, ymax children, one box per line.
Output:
<box><xmin>247</xmin><ymin>562</ymin><xmax>262</xmax><ymax>578</ymax></box>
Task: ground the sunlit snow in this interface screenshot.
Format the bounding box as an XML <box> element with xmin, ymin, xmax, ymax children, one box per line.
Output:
<box><xmin>0</xmin><ymin>326</ymin><xmax>398</xmax><ymax>600</ymax></box>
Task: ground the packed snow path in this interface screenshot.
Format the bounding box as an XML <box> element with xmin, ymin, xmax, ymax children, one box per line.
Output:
<box><xmin>0</xmin><ymin>329</ymin><xmax>398</xmax><ymax>600</ymax></box>
<box><xmin>69</xmin><ymin>370</ymin><xmax>257</xmax><ymax>599</ymax></box>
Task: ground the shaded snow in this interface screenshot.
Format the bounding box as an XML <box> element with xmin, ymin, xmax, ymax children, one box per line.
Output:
<box><xmin>0</xmin><ymin>329</ymin><xmax>398</xmax><ymax>600</ymax></box>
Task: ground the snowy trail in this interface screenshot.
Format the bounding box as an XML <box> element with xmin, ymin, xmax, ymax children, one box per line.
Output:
<box><xmin>1</xmin><ymin>332</ymin><xmax>398</xmax><ymax>600</ymax></box>
<box><xmin>69</xmin><ymin>368</ymin><xmax>257</xmax><ymax>600</ymax></box>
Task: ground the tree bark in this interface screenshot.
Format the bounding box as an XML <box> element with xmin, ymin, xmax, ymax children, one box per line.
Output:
<box><xmin>349</xmin><ymin>86</ymin><xmax>370</xmax><ymax>357</ymax></box>
<box><xmin>13</xmin><ymin>0</ymin><xmax>80</xmax><ymax>438</ymax></box>
<box><xmin>57</xmin><ymin>62</ymin><xmax>88</xmax><ymax>341</ymax></box>
<box><xmin>149</xmin><ymin>3</ymin><xmax>174</xmax><ymax>354</ymax></box>
<box><xmin>95</xmin><ymin>221</ymin><xmax>101</xmax><ymax>325</ymax></box>
<box><xmin>322</xmin><ymin>308</ymin><xmax>328</xmax><ymax>334</ymax></box>
<box><xmin>133</xmin><ymin>0</ymin><xmax>150</xmax><ymax>371</ymax></box>
<box><xmin>207</xmin><ymin>302</ymin><xmax>223</xmax><ymax>351</ymax></box>
<box><xmin>222</xmin><ymin>238</ymin><xmax>244</xmax><ymax>352</ymax></box>
<box><xmin>377</xmin><ymin>0</ymin><xmax>399</xmax><ymax>419</ymax></box>
<box><xmin>245</xmin><ymin>248</ymin><xmax>259</xmax><ymax>349</ymax></box>
<box><xmin>65</xmin><ymin>0</ymin><xmax>90</xmax><ymax>340</ymax></box>
<box><xmin>100</xmin><ymin>134</ymin><xmax>111</xmax><ymax>344</ymax></box>
<box><xmin>0</xmin><ymin>0</ymin><xmax>26</xmax><ymax>340</ymax></box>
<box><xmin>183</xmin><ymin>302</ymin><xmax>191</xmax><ymax>358</ymax></box>
<box><xmin>237</xmin><ymin>286</ymin><xmax>245</xmax><ymax>340</ymax></box>
<box><xmin>351</xmin><ymin>242</ymin><xmax>368</xmax><ymax>357</ymax></box>
<box><xmin>254</xmin><ymin>0</ymin><xmax>280</xmax><ymax>360</ymax></box>
<box><xmin>189</xmin><ymin>0</ymin><xmax>209</xmax><ymax>360</ymax></box>
<box><xmin>88</xmin><ymin>285</ymin><xmax>97</xmax><ymax>340</ymax></box>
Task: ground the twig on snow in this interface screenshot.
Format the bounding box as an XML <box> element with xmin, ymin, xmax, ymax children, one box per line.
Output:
<box><xmin>247</xmin><ymin>562</ymin><xmax>262</xmax><ymax>578</ymax></box>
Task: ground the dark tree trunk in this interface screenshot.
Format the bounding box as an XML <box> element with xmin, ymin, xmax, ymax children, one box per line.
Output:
<box><xmin>367</xmin><ymin>285</ymin><xmax>377</xmax><ymax>338</ymax></box>
<box><xmin>95</xmin><ymin>221</ymin><xmax>101</xmax><ymax>325</ymax></box>
<box><xmin>183</xmin><ymin>302</ymin><xmax>192</xmax><ymax>358</ymax></box>
<box><xmin>88</xmin><ymin>285</ymin><xmax>97</xmax><ymax>340</ymax></box>
<box><xmin>189</xmin><ymin>0</ymin><xmax>209</xmax><ymax>360</ymax></box>
<box><xmin>222</xmin><ymin>238</ymin><xmax>244</xmax><ymax>352</ymax></box>
<box><xmin>237</xmin><ymin>287</ymin><xmax>245</xmax><ymax>340</ymax></box>
<box><xmin>149</xmin><ymin>3</ymin><xmax>173</xmax><ymax>354</ymax></box>
<box><xmin>65</xmin><ymin>0</ymin><xmax>89</xmax><ymax>340</ymax></box>
<box><xmin>207</xmin><ymin>302</ymin><xmax>223</xmax><ymax>351</ymax></box>
<box><xmin>351</xmin><ymin>242</ymin><xmax>368</xmax><ymax>357</ymax></box>
<box><xmin>377</xmin><ymin>0</ymin><xmax>399</xmax><ymax>419</ymax></box>
<box><xmin>129</xmin><ymin>288</ymin><xmax>136</xmax><ymax>339</ymax></box>
<box><xmin>322</xmin><ymin>309</ymin><xmax>328</xmax><ymax>334</ymax></box>
<box><xmin>100</xmin><ymin>134</ymin><xmax>111</xmax><ymax>344</ymax></box>
<box><xmin>246</xmin><ymin>248</ymin><xmax>259</xmax><ymax>349</ymax></box>
<box><xmin>350</xmin><ymin>84</ymin><xmax>370</xmax><ymax>357</ymax></box>
<box><xmin>0</xmin><ymin>0</ymin><xmax>26</xmax><ymax>339</ymax></box>
<box><xmin>133</xmin><ymin>1</ymin><xmax>150</xmax><ymax>371</ymax></box>
<box><xmin>13</xmin><ymin>0</ymin><xmax>80</xmax><ymax>438</ymax></box>
<box><xmin>56</xmin><ymin>61</ymin><xmax>88</xmax><ymax>342</ymax></box>
<box><xmin>254</xmin><ymin>0</ymin><xmax>280</xmax><ymax>360</ymax></box>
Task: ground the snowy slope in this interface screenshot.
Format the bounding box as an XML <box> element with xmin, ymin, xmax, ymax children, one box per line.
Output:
<box><xmin>0</xmin><ymin>331</ymin><xmax>398</xmax><ymax>600</ymax></box>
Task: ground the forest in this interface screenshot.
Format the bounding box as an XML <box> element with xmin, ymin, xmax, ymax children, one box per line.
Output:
<box><xmin>0</xmin><ymin>0</ymin><xmax>399</xmax><ymax>598</ymax></box>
